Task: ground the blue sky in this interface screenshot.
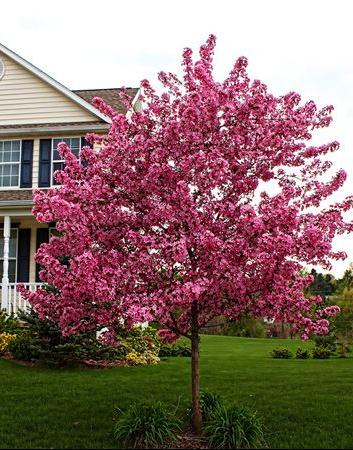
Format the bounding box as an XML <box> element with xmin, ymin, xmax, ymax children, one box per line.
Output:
<box><xmin>1</xmin><ymin>0</ymin><xmax>353</xmax><ymax>276</ymax></box>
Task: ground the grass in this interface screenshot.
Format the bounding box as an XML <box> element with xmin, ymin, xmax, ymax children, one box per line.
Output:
<box><xmin>1</xmin><ymin>335</ymin><xmax>353</xmax><ymax>448</ymax></box>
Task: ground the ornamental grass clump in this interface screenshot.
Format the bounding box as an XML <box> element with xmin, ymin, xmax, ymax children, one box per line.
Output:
<box><xmin>186</xmin><ymin>390</ymin><xmax>223</xmax><ymax>423</ymax></box>
<box><xmin>204</xmin><ymin>404</ymin><xmax>265</xmax><ymax>449</ymax></box>
<box><xmin>113</xmin><ymin>401</ymin><xmax>181</xmax><ymax>449</ymax></box>
<box><xmin>200</xmin><ymin>391</ymin><xmax>222</xmax><ymax>420</ymax></box>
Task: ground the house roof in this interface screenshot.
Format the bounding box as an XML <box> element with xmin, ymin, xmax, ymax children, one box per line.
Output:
<box><xmin>0</xmin><ymin>42</ymin><xmax>141</xmax><ymax>134</ymax></box>
<box><xmin>74</xmin><ymin>88</ymin><xmax>139</xmax><ymax>114</ymax></box>
<box><xmin>0</xmin><ymin>42</ymin><xmax>111</xmax><ymax>123</ymax></box>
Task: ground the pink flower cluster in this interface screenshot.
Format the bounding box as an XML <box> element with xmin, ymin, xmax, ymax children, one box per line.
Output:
<box><xmin>21</xmin><ymin>35</ymin><xmax>350</xmax><ymax>341</ymax></box>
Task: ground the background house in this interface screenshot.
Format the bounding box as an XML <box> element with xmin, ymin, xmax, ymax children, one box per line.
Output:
<box><xmin>0</xmin><ymin>43</ymin><xmax>139</xmax><ymax>313</ymax></box>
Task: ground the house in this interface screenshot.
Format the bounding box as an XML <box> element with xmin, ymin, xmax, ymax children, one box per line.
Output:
<box><xmin>0</xmin><ymin>43</ymin><xmax>139</xmax><ymax>313</ymax></box>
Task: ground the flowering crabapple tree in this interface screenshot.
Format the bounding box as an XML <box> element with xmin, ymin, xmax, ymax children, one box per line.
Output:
<box><xmin>22</xmin><ymin>35</ymin><xmax>352</xmax><ymax>432</ymax></box>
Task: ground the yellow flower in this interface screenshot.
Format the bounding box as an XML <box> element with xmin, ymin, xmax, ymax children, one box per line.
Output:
<box><xmin>0</xmin><ymin>332</ymin><xmax>16</xmax><ymax>355</ymax></box>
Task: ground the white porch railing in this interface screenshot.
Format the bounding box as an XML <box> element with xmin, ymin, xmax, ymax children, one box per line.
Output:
<box><xmin>5</xmin><ymin>283</ymin><xmax>43</xmax><ymax>315</ymax></box>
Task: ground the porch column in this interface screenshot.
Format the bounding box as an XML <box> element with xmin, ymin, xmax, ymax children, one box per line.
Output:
<box><xmin>1</xmin><ymin>216</ymin><xmax>11</xmax><ymax>311</ymax></box>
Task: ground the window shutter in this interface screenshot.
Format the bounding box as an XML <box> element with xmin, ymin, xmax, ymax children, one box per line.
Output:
<box><xmin>81</xmin><ymin>136</ymin><xmax>92</xmax><ymax>168</ymax></box>
<box><xmin>20</xmin><ymin>140</ymin><xmax>33</xmax><ymax>188</ymax></box>
<box><xmin>17</xmin><ymin>229</ymin><xmax>31</xmax><ymax>282</ymax></box>
<box><xmin>38</xmin><ymin>139</ymin><xmax>52</xmax><ymax>187</ymax></box>
<box><xmin>35</xmin><ymin>227</ymin><xmax>49</xmax><ymax>282</ymax></box>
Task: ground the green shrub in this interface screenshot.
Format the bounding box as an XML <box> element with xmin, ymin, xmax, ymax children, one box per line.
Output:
<box><xmin>312</xmin><ymin>346</ymin><xmax>331</xmax><ymax>359</ymax></box>
<box><xmin>7</xmin><ymin>312</ymin><xmax>160</xmax><ymax>366</ymax></box>
<box><xmin>0</xmin><ymin>310</ymin><xmax>21</xmax><ymax>334</ymax></box>
<box><xmin>122</xmin><ymin>326</ymin><xmax>160</xmax><ymax>365</ymax></box>
<box><xmin>11</xmin><ymin>310</ymin><xmax>126</xmax><ymax>365</ymax></box>
<box><xmin>337</xmin><ymin>340</ymin><xmax>351</xmax><ymax>358</ymax></box>
<box><xmin>114</xmin><ymin>401</ymin><xmax>181</xmax><ymax>448</ymax></box>
<box><xmin>270</xmin><ymin>347</ymin><xmax>293</xmax><ymax>359</ymax></box>
<box><xmin>204</xmin><ymin>404</ymin><xmax>265</xmax><ymax>449</ymax></box>
<box><xmin>296</xmin><ymin>348</ymin><xmax>310</xmax><ymax>359</ymax></box>
<box><xmin>126</xmin><ymin>326</ymin><xmax>160</xmax><ymax>354</ymax></box>
<box><xmin>224</xmin><ymin>317</ymin><xmax>266</xmax><ymax>338</ymax></box>
<box><xmin>8</xmin><ymin>334</ymin><xmax>40</xmax><ymax>361</ymax></box>
<box><xmin>314</xmin><ymin>334</ymin><xmax>337</xmax><ymax>353</ymax></box>
<box><xmin>159</xmin><ymin>340</ymin><xmax>191</xmax><ymax>357</ymax></box>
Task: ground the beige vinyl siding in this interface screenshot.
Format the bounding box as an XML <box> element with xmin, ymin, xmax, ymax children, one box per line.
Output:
<box><xmin>0</xmin><ymin>52</ymin><xmax>97</xmax><ymax>125</ymax></box>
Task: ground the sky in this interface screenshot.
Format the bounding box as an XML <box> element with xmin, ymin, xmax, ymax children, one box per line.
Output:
<box><xmin>1</xmin><ymin>0</ymin><xmax>353</xmax><ymax>276</ymax></box>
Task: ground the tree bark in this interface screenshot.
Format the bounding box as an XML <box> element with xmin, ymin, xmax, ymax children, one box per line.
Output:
<box><xmin>191</xmin><ymin>301</ymin><xmax>202</xmax><ymax>434</ymax></box>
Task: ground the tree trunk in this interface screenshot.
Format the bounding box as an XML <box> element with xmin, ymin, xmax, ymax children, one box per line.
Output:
<box><xmin>191</xmin><ymin>301</ymin><xmax>202</xmax><ymax>434</ymax></box>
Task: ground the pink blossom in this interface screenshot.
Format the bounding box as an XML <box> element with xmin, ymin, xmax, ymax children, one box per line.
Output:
<box><xmin>21</xmin><ymin>35</ymin><xmax>348</xmax><ymax>341</ymax></box>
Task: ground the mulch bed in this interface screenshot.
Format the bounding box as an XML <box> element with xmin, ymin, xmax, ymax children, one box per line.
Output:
<box><xmin>168</xmin><ymin>430</ymin><xmax>209</xmax><ymax>449</ymax></box>
<box><xmin>79</xmin><ymin>359</ymin><xmax>126</xmax><ymax>369</ymax></box>
<box><xmin>1</xmin><ymin>354</ymin><xmax>36</xmax><ymax>367</ymax></box>
<box><xmin>1</xmin><ymin>354</ymin><xmax>126</xmax><ymax>369</ymax></box>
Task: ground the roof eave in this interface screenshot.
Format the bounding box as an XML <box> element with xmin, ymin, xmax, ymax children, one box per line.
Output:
<box><xmin>0</xmin><ymin>122</ymin><xmax>110</xmax><ymax>137</ymax></box>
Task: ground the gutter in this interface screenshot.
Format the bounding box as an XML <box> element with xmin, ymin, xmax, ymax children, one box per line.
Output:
<box><xmin>0</xmin><ymin>200</ymin><xmax>33</xmax><ymax>207</ymax></box>
<box><xmin>0</xmin><ymin>123</ymin><xmax>110</xmax><ymax>137</ymax></box>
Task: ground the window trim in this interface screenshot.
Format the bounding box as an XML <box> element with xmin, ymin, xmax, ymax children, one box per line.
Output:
<box><xmin>0</xmin><ymin>227</ymin><xmax>19</xmax><ymax>283</ymax></box>
<box><xmin>0</xmin><ymin>139</ymin><xmax>22</xmax><ymax>190</ymax></box>
<box><xmin>51</xmin><ymin>136</ymin><xmax>81</xmax><ymax>186</ymax></box>
<box><xmin>0</xmin><ymin>58</ymin><xmax>5</xmax><ymax>80</ymax></box>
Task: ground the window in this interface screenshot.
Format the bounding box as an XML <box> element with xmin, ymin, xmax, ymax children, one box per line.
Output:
<box><xmin>52</xmin><ymin>137</ymin><xmax>81</xmax><ymax>185</ymax></box>
<box><xmin>0</xmin><ymin>228</ymin><xmax>18</xmax><ymax>282</ymax></box>
<box><xmin>0</xmin><ymin>140</ymin><xmax>21</xmax><ymax>187</ymax></box>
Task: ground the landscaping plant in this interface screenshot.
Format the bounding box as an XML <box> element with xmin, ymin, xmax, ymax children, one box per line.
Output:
<box><xmin>0</xmin><ymin>332</ymin><xmax>17</xmax><ymax>355</ymax></box>
<box><xmin>113</xmin><ymin>401</ymin><xmax>181</xmax><ymax>449</ymax></box>
<box><xmin>199</xmin><ymin>391</ymin><xmax>222</xmax><ymax>419</ymax></box>
<box><xmin>158</xmin><ymin>340</ymin><xmax>191</xmax><ymax>357</ymax></box>
<box><xmin>296</xmin><ymin>348</ymin><xmax>310</xmax><ymax>359</ymax></box>
<box><xmin>312</xmin><ymin>346</ymin><xmax>331</xmax><ymax>359</ymax></box>
<box><xmin>314</xmin><ymin>333</ymin><xmax>337</xmax><ymax>353</ymax></box>
<box><xmin>0</xmin><ymin>310</ymin><xmax>21</xmax><ymax>334</ymax></box>
<box><xmin>22</xmin><ymin>35</ymin><xmax>351</xmax><ymax>432</ymax></box>
<box><xmin>271</xmin><ymin>347</ymin><xmax>293</xmax><ymax>359</ymax></box>
<box><xmin>204</xmin><ymin>403</ymin><xmax>265</xmax><ymax>449</ymax></box>
<box><xmin>6</xmin><ymin>311</ymin><xmax>163</xmax><ymax>366</ymax></box>
<box><xmin>336</xmin><ymin>339</ymin><xmax>351</xmax><ymax>358</ymax></box>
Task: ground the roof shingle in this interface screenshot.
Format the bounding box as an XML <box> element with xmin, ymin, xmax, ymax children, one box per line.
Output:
<box><xmin>73</xmin><ymin>88</ymin><xmax>139</xmax><ymax>114</ymax></box>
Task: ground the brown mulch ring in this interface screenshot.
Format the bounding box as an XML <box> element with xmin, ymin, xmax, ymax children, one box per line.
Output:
<box><xmin>168</xmin><ymin>431</ymin><xmax>209</xmax><ymax>449</ymax></box>
<box><xmin>1</xmin><ymin>354</ymin><xmax>36</xmax><ymax>367</ymax></box>
<box><xmin>1</xmin><ymin>355</ymin><xmax>126</xmax><ymax>369</ymax></box>
<box><xmin>79</xmin><ymin>359</ymin><xmax>126</xmax><ymax>369</ymax></box>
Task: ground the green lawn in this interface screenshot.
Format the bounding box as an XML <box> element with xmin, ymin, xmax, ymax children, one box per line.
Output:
<box><xmin>0</xmin><ymin>335</ymin><xmax>352</xmax><ymax>449</ymax></box>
